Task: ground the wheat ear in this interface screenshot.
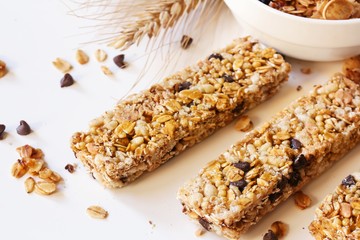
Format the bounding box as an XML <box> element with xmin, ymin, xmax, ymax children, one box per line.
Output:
<box><xmin>102</xmin><ymin>0</ymin><xmax>217</xmax><ymax>50</ymax></box>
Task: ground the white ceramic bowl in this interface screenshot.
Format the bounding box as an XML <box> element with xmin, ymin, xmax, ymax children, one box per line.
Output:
<box><xmin>224</xmin><ymin>0</ymin><xmax>360</xmax><ymax>61</ymax></box>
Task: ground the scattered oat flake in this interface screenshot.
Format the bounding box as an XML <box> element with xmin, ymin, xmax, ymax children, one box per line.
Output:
<box><xmin>294</xmin><ymin>191</ymin><xmax>312</xmax><ymax>209</ymax></box>
<box><xmin>101</xmin><ymin>66</ymin><xmax>113</xmax><ymax>75</ymax></box>
<box><xmin>296</xmin><ymin>85</ymin><xmax>303</xmax><ymax>91</ymax></box>
<box><xmin>87</xmin><ymin>205</ymin><xmax>108</xmax><ymax>219</ymax></box>
<box><xmin>300</xmin><ymin>67</ymin><xmax>311</xmax><ymax>74</ymax></box>
<box><xmin>270</xmin><ymin>221</ymin><xmax>288</xmax><ymax>238</ymax></box>
<box><xmin>95</xmin><ymin>49</ymin><xmax>107</xmax><ymax>62</ymax></box>
<box><xmin>195</xmin><ymin>228</ymin><xmax>206</xmax><ymax>237</ymax></box>
<box><xmin>34</xmin><ymin>181</ymin><xmax>57</xmax><ymax>195</ymax></box>
<box><xmin>234</xmin><ymin>115</ymin><xmax>253</xmax><ymax>132</ymax></box>
<box><xmin>76</xmin><ymin>49</ymin><xmax>89</xmax><ymax>65</ymax></box>
<box><xmin>52</xmin><ymin>58</ymin><xmax>72</xmax><ymax>73</ymax></box>
<box><xmin>24</xmin><ymin>177</ymin><xmax>35</xmax><ymax>193</ymax></box>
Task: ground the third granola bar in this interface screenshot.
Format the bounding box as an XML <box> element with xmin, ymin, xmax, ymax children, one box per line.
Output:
<box><xmin>71</xmin><ymin>37</ymin><xmax>291</xmax><ymax>188</ymax></box>
<box><xmin>309</xmin><ymin>173</ymin><xmax>360</xmax><ymax>239</ymax></box>
<box><xmin>178</xmin><ymin>73</ymin><xmax>360</xmax><ymax>239</ymax></box>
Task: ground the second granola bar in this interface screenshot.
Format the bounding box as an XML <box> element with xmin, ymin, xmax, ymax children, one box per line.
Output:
<box><xmin>71</xmin><ymin>37</ymin><xmax>291</xmax><ymax>188</ymax></box>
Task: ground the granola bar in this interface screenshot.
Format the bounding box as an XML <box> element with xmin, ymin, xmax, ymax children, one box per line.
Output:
<box><xmin>309</xmin><ymin>173</ymin><xmax>360</xmax><ymax>240</ymax></box>
<box><xmin>71</xmin><ymin>37</ymin><xmax>291</xmax><ymax>188</ymax></box>
<box><xmin>177</xmin><ymin>73</ymin><xmax>360</xmax><ymax>239</ymax></box>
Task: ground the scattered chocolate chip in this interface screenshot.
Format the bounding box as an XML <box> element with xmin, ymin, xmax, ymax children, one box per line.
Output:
<box><xmin>178</xmin><ymin>81</ymin><xmax>191</xmax><ymax>92</ymax></box>
<box><xmin>230</xmin><ymin>179</ymin><xmax>248</xmax><ymax>192</ymax></box>
<box><xmin>288</xmin><ymin>171</ymin><xmax>301</xmax><ymax>187</ymax></box>
<box><xmin>65</xmin><ymin>164</ymin><xmax>75</xmax><ymax>173</ymax></box>
<box><xmin>293</xmin><ymin>154</ymin><xmax>307</xmax><ymax>170</ymax></box>
<box><xmin>113</xmin><ymin>54</ymin><xmax>126</xmax><ymax>68</ymax></box>
<box><xmin>259</xmin><ymin>0</ymin><xmax>271</xmax><ymax>5</ymax></box>
<box><xmin>208</xmin><ymin>53</ymin><xmax>223</xmax><ymax>61</ymax></box>
<box><xmin>233</xmin><ymin>161</ymin><xmax>251</xmax><ymax>173</ymax></box>
<box><xmin>60</xmin><ymin>73</ymin><xmax>74</xmax><ymax>88</ymax></box>
<box><xmin>269</xmin><ymin>192</ymin><xmax>282</xmax><ymax>203</ymax></box>
<box><xmin>223</xmin><ymin>74</ymin><xmax>234</xmax><ymax>83</ymax></box>
<box><xmin>296</xmin><ymin>85</ymin><xmax>303</xmax><ymax>91</ymax></box>
<box><xmin>180</xmin><ymin>35</ymin><xmax>193</xmax><ymax>49</ymax></box>
<box><xmin>199</xmin><ymin>218</ymin><xmax>211</xmax><ymax>231</ymax></box>
<box><xmin>0</xmin><ymin>124</ymin><xmax>5</xmax><ymax>139</ymax></box>
<box><xmin>263</xmin><ymin>229</ymin><xmax>278</xmax><ymax>240</ymax></box>
<box><xmin>16</xmin><ymin>120</ymin><xmax>31</xmax><ymax>136</ymax></box>
<box><xmin>276</xmin><ymin>176</ymin><xmax>288</xmax><ymax>190</ymax></box>
<box><xmin>290</xmin><ymin>138</ymin><xmax>302</xmax><ymax>149</ymax></box>
<box><xmin>342</xmin><ymin>175</ymin><xmax>356</xmax><ymax>187</ymax></box>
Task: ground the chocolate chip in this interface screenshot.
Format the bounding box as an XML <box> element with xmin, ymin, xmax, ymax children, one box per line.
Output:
<box><xmin>178</xmin><ymin>81</ymin><xmax>191</xmax><ymax>92</ymax></box>
<box><xmin>293</xmin><ymin>154</ymin><xmax>307</xmax><ymax>170</ymax></box>
<box><xmin>60</xmin><ymin>73</ymin><xmax>74</xmax><ymax>88</ymax></box>
<box><xmin>199</xmin><ymin>218</ymin><xmax>211</xmax><ymax>231</ymax></box>
<box><xmin>0</xmin><ymin>124</ymin><xmax>5</xmax><ymax>139</ymax></box>
<box><xmin>16</xmin><ymin>120</ymin><xmax>31</xmax><ymax>136</ymax></box>
<box><xmin>208</xmin><ymin>53</ymin><xmax>223</xmax><ymax>61</ymax></box>
<box><xmin>113</xmin><ymin>54</ymin><xmax>126</xmax><ymax>68</ymax></box>
<box><xmin>269</xmin><ymin>192</ymin><xmax>282</xmax><ymax>203</ymax></box>
<box><xmin>342</xmin><ymin>175</ymin><xmax>356</xmax><ymax>187</ymax></box>
<box><xmin>288</xmin><ymin>171</ymin><xmax>301</xmax><ymax>187</ymax></box>
<box><xmin>276</xmin><ymin>176</ymin><xmax>288</xmax><ymax>190</ymax></box>
<box><xmin>233</xmin><ymin>161</ymin><xmax>251</xmax><ymax>173</ymax></box>
<box><xmin>263</xmin><ymin>230</ymin><xmax>278</xmax><ymax>240</ymax></box>
<box><xmin>223</xmin><ymin>74</ymin><xmax>234</xmax><ymax>83</ymax></box>
<box><xmin>290</xmin><ymin>138</ymin><xmax>302</xmax><ymax>149</ymax></box>
<box><xmin>65</xmin><ymin>164</ymin><xmax>75</xmax><ymax>173</ymax></box>
<box><xmin>230</xmin><ymin>179</ymin><xmax>248</xmax><ymax>192</ymax></box>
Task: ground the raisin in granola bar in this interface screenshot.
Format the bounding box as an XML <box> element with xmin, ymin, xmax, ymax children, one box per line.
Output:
<box><xmin>70</xmin><ymin>37</ymin><xmax>291</xmax><ymax>188</ymax></box>
<box><xmin>309</xmin><ymin>173</ymin><xmax>360</xmax><ymax>240</ymax></box>
<box><xmin>177</xmin><ymin>73</ymin><xmax>360</xmax><ymax>239</ymax></box>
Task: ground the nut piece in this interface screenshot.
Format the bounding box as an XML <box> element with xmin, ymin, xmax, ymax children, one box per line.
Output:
<box><xmin>52</xmin><ymin>58</ymin><xmax>72</xmax><ymax>73</ymax></box>
<box><xmin>0</xmin><ymin>60</ymin><xmax>8</xmax><ymax>78</ymax></box>
<box><xmin>34</xmin><ymin>181</ymin><xmax>57</xmax><ymax>195</ymax></box>
<box><xmin>76</xmin><ymin>49</ymin><xmax>89</xmax><ymax>65</ymax></box>
<box><xmin>340</xmin><ymin>202</ymin><xmax>352</xmax><ymax>218</ymax></box>
<box><xmin>101</xmin><ymin>66</ymin><xmax>113</xmax><ymax>75</ymax></box>
<box><xmin>234</xmin><ymin>115</ymin><xmax>253</xmax><ymax>132</ymax></box>
<box><xmin>270</xmin><ymin>221</ymin><xmax>288</xmax><ymax>238</ymax></box>
<box><xmin>86</xmin><ymin>205</ymin><xmax>108</xmax><ymax>219</ymax></box>
<box><xmin>95</xmin><ymin>49</ymin><xmax>107</xmax><ymax>62</ymax></box>
<box><xmin>24</xmin><ymin>177</ymin><xmax>35</xmax><ymax>193</ymax></box>
<box><xmin>294</xmin><ymin>191</ymin><xmax>312</xmax><ymax>210</ymax></box>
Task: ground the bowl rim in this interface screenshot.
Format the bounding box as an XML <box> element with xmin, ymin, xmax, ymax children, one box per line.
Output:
<box><xmin>253</xmin><ymin>0</ymin><xmax>360</xmax><ymax>25</ymax></box>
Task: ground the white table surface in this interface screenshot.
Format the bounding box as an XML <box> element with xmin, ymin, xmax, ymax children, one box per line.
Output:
<box><xmin>1</xmin><ymin>1</ymin><xmax>359</xmax><ymax>239</ymax></box>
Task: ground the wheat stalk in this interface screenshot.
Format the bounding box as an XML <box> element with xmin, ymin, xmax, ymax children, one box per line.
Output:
<box><xmin>71</xmin><ymin>0</ymin><xmax>222</xmax><ymax>50</ymax></box>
